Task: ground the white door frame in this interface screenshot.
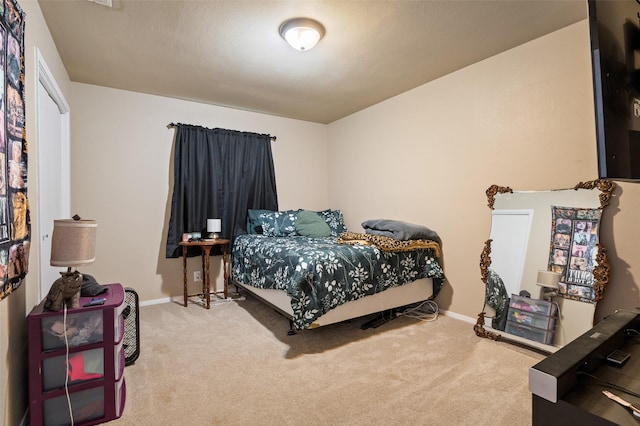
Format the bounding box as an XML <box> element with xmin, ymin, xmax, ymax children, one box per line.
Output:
<box><xmin>35</xmin><ymin>48</ymin><xmax>71</xmax><ymax>301</ymax></box>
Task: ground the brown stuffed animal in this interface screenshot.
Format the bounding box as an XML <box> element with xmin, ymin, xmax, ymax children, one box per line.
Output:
<box><xmin>44</xmin><ymin>271</ymin><xmax>84</xmax><ymax>311</ymax></box>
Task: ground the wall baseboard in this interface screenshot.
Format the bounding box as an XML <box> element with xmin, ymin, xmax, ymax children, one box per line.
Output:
<box><xmin>139</xmin><ymin>297</ymin><xmax>481</xmax><ymax>325</ymax></box>
<box><xmin>139</xmin><ymin>297</ymin><xmax>173</xmax><ymax>307</ymax></box>
<box><xmin>439</xmin><ymin>309</ymin><xmax>476</xmax><ymax>324</ymax></box>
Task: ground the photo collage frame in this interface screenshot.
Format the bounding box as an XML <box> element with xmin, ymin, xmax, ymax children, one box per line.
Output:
<box><xmin>0</xmin><ymin>0</ymin><xmax>28</xmax><ymax>301</ymax></box>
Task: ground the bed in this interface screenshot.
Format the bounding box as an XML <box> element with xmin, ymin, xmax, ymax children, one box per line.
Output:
<box><xmin>231</xmin><ymin>209</ymin><xmax>445</xmax><ymax>332</ymax></box>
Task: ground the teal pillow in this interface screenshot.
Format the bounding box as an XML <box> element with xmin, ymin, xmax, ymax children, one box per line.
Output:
<box><xmin>296</xmin><ymin>210</ymin><xmax>332</xmax><ymax>237</ymax></box>
<box><xmin>247</xmin><ymin>209</ymin><xmax>273</xmax><ymax>234</ymax></box>
<box><xmin>259</xmin><ymin>210</ymin><xmax>299</xmax><ymax>237</ymax></box>
<box><xmin>317</xmin><ymin>209</ymin><xmax>348</xmax><ymax>236</ymax></box>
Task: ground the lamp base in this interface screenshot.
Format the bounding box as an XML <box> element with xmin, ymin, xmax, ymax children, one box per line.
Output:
<box><xmin>540</xmin><ymin>288</ymin><xmax>558</xmax><ymax>302</ymax></box>
<box><xmin>43</xmin><ymin>270</ymin><xmax>84</xmax><ymax>312</ymax></box>
<box><xmin>208</xmin><ymin>232</ymin><xmax>220</xmax><ymax>240</ymax></box>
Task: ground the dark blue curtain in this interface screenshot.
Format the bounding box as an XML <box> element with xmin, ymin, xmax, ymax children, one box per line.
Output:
<box><xmin>166</xmin><ymin>124</ymin><xmax>278</xmax><ymax>258</ymax></box>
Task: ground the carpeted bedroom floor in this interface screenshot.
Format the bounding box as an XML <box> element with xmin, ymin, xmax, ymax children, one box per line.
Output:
<box><xmin>111</xmin><ymin>295</ymin><xmax>544</xmax><ymax>425</ymax></box>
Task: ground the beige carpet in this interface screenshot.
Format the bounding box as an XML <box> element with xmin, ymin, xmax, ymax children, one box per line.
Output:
<box><xmin>111</xmin><ymin>295</ymin><xmax>544</xmax><ymax>425</ymax></box>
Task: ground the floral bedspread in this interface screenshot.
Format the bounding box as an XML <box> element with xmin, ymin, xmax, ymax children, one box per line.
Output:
<box><xmin>231</xmin><ymin>235</ymin><xmax>445</xmax><ymax>329</ymax></box>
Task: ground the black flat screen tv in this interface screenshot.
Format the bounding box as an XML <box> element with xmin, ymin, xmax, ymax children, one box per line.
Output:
<box><xmin>588</xmin><ymin>0</ymin><xmax>640</xmax><ymax>180</ymax></box>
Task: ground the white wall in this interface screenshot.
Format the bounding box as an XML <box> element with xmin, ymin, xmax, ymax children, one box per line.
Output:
<box><xmin>327</xmin><ymin>21</ymin><xmax>640</xmax><ymax>322</ymax></box>
<box><xmin>69</xmin><ymin>20</ymin><xmax>640</xmax><ymax>325</ymax></box>
<box><xmin>0</xmin><ymin>1</ymin><xmax>73</xmax><ymax>424</ymax></box>
<box><xmin>8</xmin><ymin>9</ymin><xmax>640</xmax><ymax>423</ymax></box>
<box><xmin>69</xmin><ymin>84</ymin><xmax>328</xmax><ymax>302</ymax></box>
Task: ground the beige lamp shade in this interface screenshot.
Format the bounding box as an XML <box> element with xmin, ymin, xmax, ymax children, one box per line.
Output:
<box><xmin>536</xmin><ymin>270</ymin><xmax>561</xmax><ymax>289</ymax></box>
<box><xmin>50</xmin><ymin>219</ymin><xmax>97</xmax><ymax>267</ymax></box>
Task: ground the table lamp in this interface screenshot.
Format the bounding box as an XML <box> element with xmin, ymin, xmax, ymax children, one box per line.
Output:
<box><xmin>207</xmin><ymin>218</ymin><xmax>221</xmax><ymax>240</ymax></box>
<box><xmin>536</xmin><ymin>270</ymin><xmax>561</xmax><ymax>302</ymax></box>
<box><xmin>44</xmin><ymin>218</ymin><xmax>97</xmax><ymax>311</ymax></box>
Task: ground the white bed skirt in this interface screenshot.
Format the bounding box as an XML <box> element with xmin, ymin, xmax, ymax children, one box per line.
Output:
<box><xmin>233</xmin><ymin>278</ymin><xmax>434</xmax><ymax>328</ymax></box>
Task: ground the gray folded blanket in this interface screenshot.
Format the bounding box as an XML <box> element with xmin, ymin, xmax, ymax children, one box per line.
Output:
<box><xmin>361</xmin><ymin>219</ymin><xmax>441</xmax><ymax>245</ymax></box>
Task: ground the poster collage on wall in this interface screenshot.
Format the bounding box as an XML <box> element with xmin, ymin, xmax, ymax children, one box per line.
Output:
<box><xmin>548</xmin><ymin>206</ymin><xmax>602</xmax><ymax>304</ymax></box>
<box><xmin>0</xmin><ymin>0</ymin><xmax>28</xmax><ymax>301</ymax></box>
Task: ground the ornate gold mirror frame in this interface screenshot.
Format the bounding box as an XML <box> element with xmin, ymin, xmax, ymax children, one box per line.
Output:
<box><xmin>474</xmin><ymin>179</ymin><xmax>615</xmax><ymax>345</ymax></box>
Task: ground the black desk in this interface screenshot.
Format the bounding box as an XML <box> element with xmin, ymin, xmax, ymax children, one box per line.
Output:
<box><xmin>530</xmin><ymin>310</ymin><xmax>640</xmax><ymax>425</ymax></box>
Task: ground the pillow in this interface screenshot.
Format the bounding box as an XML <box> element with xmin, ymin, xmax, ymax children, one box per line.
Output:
<box><xmin>361</xmin><ymin>219</ymin><xmax>441</xmax><ymax>244</ymax></box>
<box><xmin>295</xmin><ymin>210</ymin><xmax>332</xmax><ymax>237</ymax></box>
<box><xmin>246</xmin><ymin>209</ymin><xmax>274</xmax><ymax>234</ymax></box>
<box><xmin>317</xmin><ymin>209</ymin><xmax>348</xmax><ymax>236</ymax></box>
<box><xmin>259</xmin><ymin>210</ymin><xmax>299</xmax><ymax>237</ymax></box>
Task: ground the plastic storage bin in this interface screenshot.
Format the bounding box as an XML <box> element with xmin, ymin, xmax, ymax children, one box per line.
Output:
<box><xmin>508</xmin><ymin>294</ymin><xmax>557</xmax><ymax>316</ymax></box>
<box><xmin>43</xmin><ymin>387</ymin><xmax>105</xmax><ymax>426</ymax></box>
<box><xmin>505</xmin><ymin>321</ymin><xmax>555</xmax><ymax>345</ymax></box>
<box><xmin>28</xmin><ymin>283</ymin><xmax>127</xmax><ymax>426</ymax></box>
<box><xmin>42</xmin><ymin>348</ymin><xmax>104</xmax><ymax>391</ymax></box>
<box><xmin>507</xmin><ymin>309</ymin><xmax>555</xmax><ymax>330</ymax></box>
<box><xmin>505</xmin><ymin>294</ymin><xmax>557</xmax><ymax>345</ymax></box>
<box><xmin>40</xmin><ymin>311</ymin><xmax>104</xmax><ymax>351</ymax></box>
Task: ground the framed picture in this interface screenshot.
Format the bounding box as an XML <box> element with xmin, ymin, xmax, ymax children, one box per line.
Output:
<box><xmin>0</xmin><ymin>0</ymin><xmax>27</xmax><ymax>301</ymax></box>
<box><xmin>548</xmin><ymin>206</ymin><xmax>602</xmax><ymax>303</ymax></box>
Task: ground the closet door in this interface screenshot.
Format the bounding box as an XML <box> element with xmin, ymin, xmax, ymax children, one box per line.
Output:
<box><xmin>36</xmin><ymin>51</ymin><xmax>70</xmax><ymax>300</ymax></box>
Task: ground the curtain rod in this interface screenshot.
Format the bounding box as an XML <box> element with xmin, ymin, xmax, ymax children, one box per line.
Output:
<box><xmin>167</xmin><ymin>123</ymin><xmax>276</xmax><ymax>141</ymax></box>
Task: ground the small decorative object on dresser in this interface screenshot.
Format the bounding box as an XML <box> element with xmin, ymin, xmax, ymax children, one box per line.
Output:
<box><xmin>43</xmin><ymin>271</ymin><xmax>83</xmax><ymax>311</ymax></box>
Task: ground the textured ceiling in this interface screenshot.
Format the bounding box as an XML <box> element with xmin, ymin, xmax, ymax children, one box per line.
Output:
<box><xmin>38</xmin><ymin>0</ymin><xmax>587</xmax><ymax>124</ymax></box>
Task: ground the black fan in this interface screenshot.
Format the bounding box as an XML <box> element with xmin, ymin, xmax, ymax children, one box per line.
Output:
<box><xmin>122</xmin><ymin>287</ymin><xmax>140</xmax><ymax>366</ymax></box>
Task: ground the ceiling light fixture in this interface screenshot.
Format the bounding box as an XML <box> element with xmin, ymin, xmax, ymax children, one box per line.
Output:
<box><xmin>279</xmin><ymin>18</ymin><xmax>325</xmax><ymax>51</ymax></box>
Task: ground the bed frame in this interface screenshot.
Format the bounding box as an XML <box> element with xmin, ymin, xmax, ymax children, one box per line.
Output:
<box><xmin>233</xmin><ymin>277</ymin><xmax>434</xmax><ymax>334</ymax></box>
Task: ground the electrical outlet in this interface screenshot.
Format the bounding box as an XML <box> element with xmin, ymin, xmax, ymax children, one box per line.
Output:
<box><xmin>194</xmin><ymin>271</ymin><xmax>202</xmax><ymax>282</ymax></box>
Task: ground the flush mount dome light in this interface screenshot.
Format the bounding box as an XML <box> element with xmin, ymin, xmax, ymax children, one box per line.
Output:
<box><xmin>279</xmin><ymin>17</ymin><xmax>325</xmax><ymax>51</ymax></box>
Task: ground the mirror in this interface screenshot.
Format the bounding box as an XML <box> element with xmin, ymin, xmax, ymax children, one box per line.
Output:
<box><xmin>474</xmin><ymin>180</ymin><xmax>615</xmax><ymax>352</ymax></box>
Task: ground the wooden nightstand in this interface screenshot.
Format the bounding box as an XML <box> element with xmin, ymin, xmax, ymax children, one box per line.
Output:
<box><xmin>179</xmin><ymin>239</ymin><xmax>230</xmax><ymax>309</ymax></box>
